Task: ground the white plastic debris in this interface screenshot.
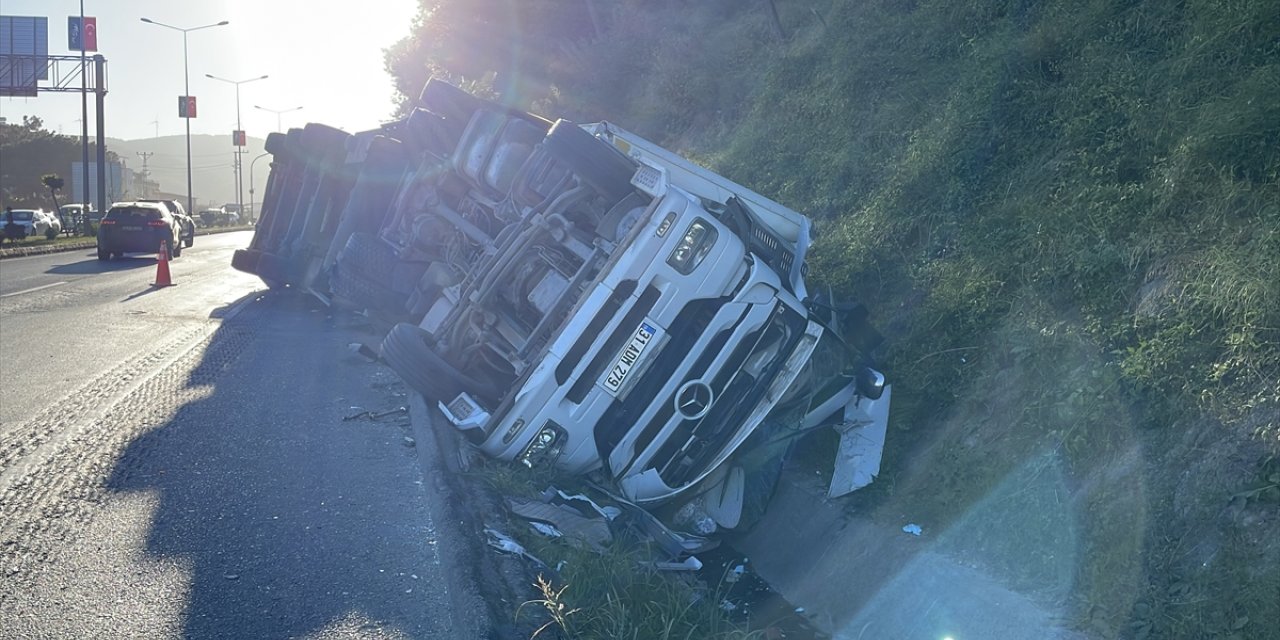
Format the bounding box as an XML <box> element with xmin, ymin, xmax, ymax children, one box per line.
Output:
<box><xmin>653</xmin><ymin>556</ymin><xmax>703</xmax><ymax>571</ymax></box>
<box><xmin>484</xmin><ymin>527</ymin><xmax>550</xmax><ymax>568</ymax></box>
<box><xmin>554</xmin><ymin>489</ymin><xmax>621</xmax><ymax>521</ymax></box>
<box><xmin>902</xmin><ymin>523</ymin><xmax>923</xmax><ymax>536</ymax></box>
<box><xmin>529</xmin><ymin>522</ymin><xmax>564</xmax><ymax>538</ymax></box>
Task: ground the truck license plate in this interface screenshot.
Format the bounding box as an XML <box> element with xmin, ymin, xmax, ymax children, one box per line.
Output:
<box><xmin>603</xmin><ymin>321</ymin><xmax>656</xmax><ymax>395</ymax></box>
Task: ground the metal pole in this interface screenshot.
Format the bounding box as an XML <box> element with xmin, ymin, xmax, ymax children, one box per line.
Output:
<box><xmin>139</xmin><ymin>19</ymin><xmax>228</xmax><ymax>214</ymax></box>
<box><xmin>235</xmin><ymin>81</ymin><xmax>243</xmax><ymax>218</ymax></box>
<box><xmin>80</xmin><ymin>0</ymin><xmax>89</xmax><ymax>232</ymax></box>
<box><xmin>94</xmin><ymin>55</ymin><xmax>107</xmax><ymax>216</ymax></box>
<box><xmin>207</xmin><ymin>74</ymin><xmax>266</xmax><ymax>218</ymax></box>
<box><xmin>183</xmin><ymin>31</ymin><xmax>193</xmax><ymax>217</ymax></box>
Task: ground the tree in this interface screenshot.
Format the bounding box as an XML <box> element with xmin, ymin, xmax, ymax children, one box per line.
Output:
<box><xmin>42</xmin><ymin>174</ymin><xmax>64</xmax><ymax>237</ymax></box>
<box><xmin>385</xmin><ymin>0</ymin><xmax>597</xmax><ymax>111</ymax></box>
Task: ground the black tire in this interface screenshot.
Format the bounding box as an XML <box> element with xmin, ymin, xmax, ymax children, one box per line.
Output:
<box><xmin>183</xmin><ymin>223</ymin><xmax>195</xmax><ymax>248</ymax></box>
<box><xmin>45</xmin><ymin>228</ymin><xmax>58</xmax><ymax>240</ymax></box>
<box><xmin>380</xmin><ymin>322</ymin><xmax>498</xmax><ymax>403</ymax></box>
<box><xmin>542</xmin><ymin>119</ymin><xmax>636</xmax><ymax>205</ymax></box>
<box><xmin>418</xmin><ymin>78</ymin><xmax>484</xmax><ymax>125</ymax></box>
<box><xmin>264</xmin><ymin>131</ymin><xmax>289</xmax><ymax>156</ymax></box>
<box><xmin>337</xmin><ymin>233</ymin><xmax>399</xmax><ymax>283</ymax></box>
<box><xmin>97</xmin><ymin>247</ymin><xmax>108</xmax><ymax>260</ymax></box>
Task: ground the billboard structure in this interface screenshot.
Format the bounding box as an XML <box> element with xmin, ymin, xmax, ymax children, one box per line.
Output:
<box><xmin>0</xmin><ymin>16</ymin><xmax>49</xmax><ymax>97</ymax></box>
<box><xmin>1</xmin><ymin>14</ymin><xmax>110</xmax><ymax>217</ymax></box>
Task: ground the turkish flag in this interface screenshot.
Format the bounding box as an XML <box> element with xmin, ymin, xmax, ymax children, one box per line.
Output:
<box><xmin>83</xmin><ymin>17</ymin><xmax>97</xmax><ymax>51</ymax></box>
<box><xmin>68</xmin><ymin>17</ymin><xmax>98</xmax><ymax>51</ymax></box>
<box><xmin>179</xmin><ymin>96</ymin><xmax>198</xmax><ymax>118</ymax></box>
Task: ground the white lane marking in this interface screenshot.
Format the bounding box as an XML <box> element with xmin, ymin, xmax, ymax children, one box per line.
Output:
<box><xmin>0</xmin><ymin>281</ymin><xmax>68</xmax><ymax>298</ymax></box>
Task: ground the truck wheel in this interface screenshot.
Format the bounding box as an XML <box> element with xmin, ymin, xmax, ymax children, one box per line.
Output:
<box><xmin>97</xmin><ymin>247</ymin><xmax>108</xmax><ymax>260</ymax></box>
<box><xmin>543</xmin><ymin>120</ymin><xmax>636</xmax><ymax>205</ymax></box>
<box><xmin>419</xmin><ymin>79</ymin><xmax>484</xmax><ymax>125</ymax></box>
<box><xmin>184</xmin><ymin>224</ymin><xmax>195</xmax><ymax>248</ymax></box>
<box><xmin>381</xmin><ymin>323</ymin><xmax>498</xmax><ymax>403</ymax></box>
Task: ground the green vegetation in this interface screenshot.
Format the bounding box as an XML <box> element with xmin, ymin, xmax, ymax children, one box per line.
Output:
<box><xmin>0</xmin><ymin>116</ymin><xmax>117</xmax><ymax>210</ymax></box>
<box><xmin>390</xmin><ymin>0</ymin><xmax>1279</xmax><ymax>637</ymax></box>
<box><xmin>468</xmin><ymin>459</ymin><xmax>761</xmax><ymax>639</ymax></box>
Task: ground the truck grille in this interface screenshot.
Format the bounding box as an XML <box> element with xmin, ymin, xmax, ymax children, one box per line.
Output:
<box><xmin>649</xmin><ymin>303</ymin><xmax>808</xmax><ymax>487</ymax></box>
<box><xmin>592</xmin><ymin>297</ymin><xmax>729</xmax><ymax>464</ymax></box>
<box><xmin>555</xmin><ymin>280</ymin><xmax>636</xmax><ymax>385</ymax></box>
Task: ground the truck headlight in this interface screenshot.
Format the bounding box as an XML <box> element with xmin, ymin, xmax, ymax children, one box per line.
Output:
<box><xmin>518</xmin><ymin>422</ymin><xmax>566</xmax><ymax>468</ymax></box>
<box><xmin>666</xmin><ymin>218</ymin><xmax>717</xmax><ymax>274</ymax></box>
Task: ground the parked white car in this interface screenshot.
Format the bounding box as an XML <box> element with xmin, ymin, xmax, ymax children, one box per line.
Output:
<box><xmin>6</xmin><ymin>209</ymin><xmax>62</xmax><ymax>239</ymax></box>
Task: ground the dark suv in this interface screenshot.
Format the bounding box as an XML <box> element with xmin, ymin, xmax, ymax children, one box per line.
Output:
<box><xmin>97</xmin><ymin>202</ymin><xmax>183</xmax><ymax>260</ymax></box>
<box><xmin>139</xmin><ymin>199</ymin><xmax>196</xmax><ymax>248</ymax></box>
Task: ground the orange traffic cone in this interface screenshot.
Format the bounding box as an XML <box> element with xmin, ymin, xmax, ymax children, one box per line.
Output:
<box><xmin>154</xmin><ymin>240</ymin><xmax>173</xmax><ymax>287</ymax></box>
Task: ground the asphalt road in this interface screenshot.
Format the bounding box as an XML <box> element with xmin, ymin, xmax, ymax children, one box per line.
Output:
<box><xmin>0</xmin><ymin>234</ymin><xmax>494</xmax><ymax>638</ymax></box>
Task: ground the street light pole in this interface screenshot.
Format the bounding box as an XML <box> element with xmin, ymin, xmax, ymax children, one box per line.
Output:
<box><xmin>253</xmin><ymin>104</ymin><xmax>304</xmax><ymax>132</ymax></box>
<box><xmin>139</xmin><ymin>17</ymin><xmax>228</xmax><ymax>218</ymax></box>
<box><xmin>206</xmin><ymin>74</ymin><xmax>267</xmax><ymax>222</ymax></box>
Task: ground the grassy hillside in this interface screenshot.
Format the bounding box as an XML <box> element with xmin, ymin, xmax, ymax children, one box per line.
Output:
<box><xmin>565</xmin><ymin>0</ymin><xmax>1277</xmax><ymax>636</ymax></box>
<box><xmin>707</xmin><ymin>1</ymin><xmax>1279</xmax><ymax>636</ymax></box>
<box><xmin>390</xmin><ymin>0</ymin><xmax>1278</xmax><ymax>636</ymax></box>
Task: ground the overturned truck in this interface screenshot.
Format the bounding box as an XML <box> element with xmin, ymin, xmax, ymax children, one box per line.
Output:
<box><xmin>234</xmin><ymin>80</ymin><xmax>891</xmax><ymax>532</ymax></box>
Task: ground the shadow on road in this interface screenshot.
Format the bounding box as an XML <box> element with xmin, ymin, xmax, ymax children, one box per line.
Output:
<box><xmin>105</xmin><ymin>293</ymin><xmax>452</xmax><ymax>638</ymax></box>
<box><xmin>120</xmin><ymin>286</ymin><xmax>170</xmax><ymax>303</ymax></box>
<box><xmin>46</xmin><ymin>255</ymin><xmax>156</xmax><ymax>275</ymax></box>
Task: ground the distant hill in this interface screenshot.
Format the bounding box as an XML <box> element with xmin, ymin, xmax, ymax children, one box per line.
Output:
<box><xmin>107</xmin><ymin>134</ymin><xmax>268</xmax><ymax>209</ymax></box>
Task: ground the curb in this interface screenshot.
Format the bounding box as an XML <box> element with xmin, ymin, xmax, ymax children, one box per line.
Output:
<box><xmin>0</xmin><ymin>226</ymin><xmax>256</xmax><ymax>260</ymax></box>
<box><xmin>406</xmin><ymin>392</ymin><xmax>538</xmax><ymax>639</ymax></box>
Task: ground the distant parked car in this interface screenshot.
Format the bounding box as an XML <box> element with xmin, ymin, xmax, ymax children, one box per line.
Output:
<box><xmin>97</xmin><ymin>202</ymin><xmax>183</xmax><ymax>260</ymax></box>
<box><xmin>7</xmin><ymin>209</ymin><xmax>61</xmax><ymax>239</ymax></box>
<box><xmin>199</xmin><ymin>208</ymin><xmax>239</xmax><ymax>227</ymax></box>
<box><xmin>59</xmin><ymin>203</ymin><xmax>99</xmax><ymax>232</ymax></box>
<box><xmin>139</xmin><ymin>199</ymin><xmax>196</xmax><ymax>248</ymax></box>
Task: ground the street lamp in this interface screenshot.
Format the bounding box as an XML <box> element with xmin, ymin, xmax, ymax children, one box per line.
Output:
<box><xmin>248</xmin><ymin>151</ymin><xmax>271</xmax><ymax>223</ymax></box>
<box><xmin>206</xmin><ymin>73</ymin><xmax>268</xmax><ymax>222</ymax></box>
<box><xmin>253</xmin><ymin>104</ymin><xmax>304</xmax><ymax>132</ymax></box>
<box><xmin>140</xmin><ymin>17</ymin><xmax>228</xmax><ymax>218</ymax></box>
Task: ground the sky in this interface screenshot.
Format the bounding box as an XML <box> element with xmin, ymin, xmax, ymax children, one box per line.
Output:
<box><xmin>0</xmin><ymin>0</ymin><xmax>420</xmax><ymax>140</ymax></box>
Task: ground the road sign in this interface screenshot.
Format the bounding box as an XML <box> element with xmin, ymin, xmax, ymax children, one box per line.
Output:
<box><xmin>0</xmin><ymin>15</ymin><xmax>49</xmax><ymax>96</ymax></box>
<box><xmin>178</xmin><ymin>95</ymin><xmax>197</xmax><ymax>118</ymax></box>
<box><xmin>67</xmin><ymin>16</ymin><xmax>96</xmax><ymax>51</ymax></box>
<box><xmin>233</xmin><ymin>129</ymin><xmax>246</xmax><ymax>146</ymax></box>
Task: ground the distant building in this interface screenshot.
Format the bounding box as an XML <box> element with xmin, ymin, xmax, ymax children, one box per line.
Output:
<box><xmin>71</xmin><ymin>160</ymin><xmax>133</xmax><ymax>204</ymax></box>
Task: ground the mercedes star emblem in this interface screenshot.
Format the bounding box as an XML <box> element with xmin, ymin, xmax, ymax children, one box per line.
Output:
<box><xmin>675</xmin><ymin>381</ymin><xmax>714</xmax><ymax>420</ymax></box>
